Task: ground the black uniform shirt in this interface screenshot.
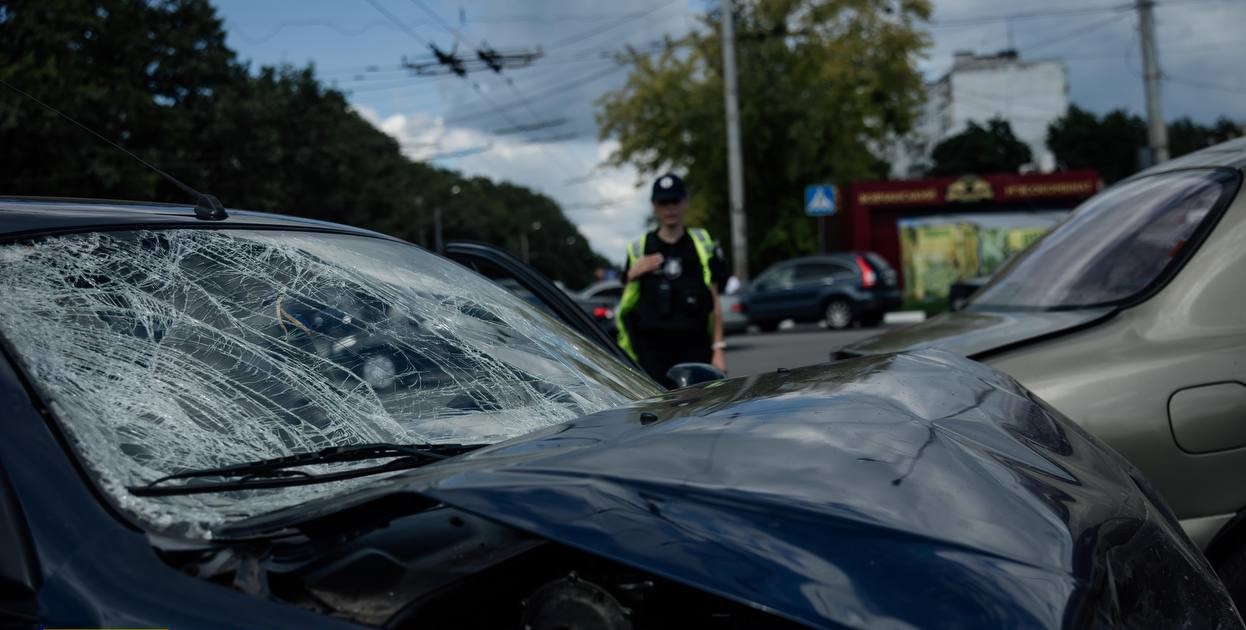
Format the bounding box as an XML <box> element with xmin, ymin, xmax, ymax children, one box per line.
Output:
<box><xmin>623</xmin><ymin>229</ymin><xmax>726</xmax><ymax>333</ymax></box>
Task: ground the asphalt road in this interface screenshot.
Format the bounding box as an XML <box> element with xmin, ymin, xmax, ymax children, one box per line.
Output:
<box><xmin>724</xmin><ymin>323</ymin><xmax>894</xmax><ymax>377</ymax></box>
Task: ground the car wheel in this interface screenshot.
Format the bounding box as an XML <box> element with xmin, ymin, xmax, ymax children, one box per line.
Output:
<box><xmin>756</xmin><ymin>320</ymin><xmax>779</xmax><ymax>332</ymax></box>
<box><xmin>824</xmin><ymin>299</ymin><xmax>853</xmax><ymax>330</ymax></box>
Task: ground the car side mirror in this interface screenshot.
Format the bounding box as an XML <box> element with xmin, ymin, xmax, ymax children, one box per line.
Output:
<box><xmin>666</xmin><ymin>362</ymin><xmax>726</xmax><ymax>388</ymax></box>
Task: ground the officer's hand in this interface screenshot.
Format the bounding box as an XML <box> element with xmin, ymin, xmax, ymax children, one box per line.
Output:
<box><xmin>711</xmin><ymin>348</ymin><xmax>727</xmax><ymax>373</ymax></box>
<box><xmin>627</xmin><ymin>253</ymin><xmax>664</xmax><ymax>281</ymax></box>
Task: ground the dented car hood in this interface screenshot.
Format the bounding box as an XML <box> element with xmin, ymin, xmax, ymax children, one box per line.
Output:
<box><xmin>224</xmin><ymin>349</ymin><xmax>1239</xmax><ymax>629</ymax></box>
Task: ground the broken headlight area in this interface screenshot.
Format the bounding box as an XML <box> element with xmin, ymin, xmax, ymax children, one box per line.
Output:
<box><xmin>163</xmin><ymin>503</ymin><xmax>802</xmax><ymax>629</ymax></box>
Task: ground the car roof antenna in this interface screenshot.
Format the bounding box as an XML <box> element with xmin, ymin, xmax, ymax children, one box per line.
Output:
<box><xmin>0</xmin><ymin>78</ymin><xmax>227</xmax><ymax>220</ymax></box>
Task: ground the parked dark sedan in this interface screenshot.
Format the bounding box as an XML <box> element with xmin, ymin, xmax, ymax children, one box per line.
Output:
<box><xmin>740</xmin><ymin>252</ymin><xmax>900</xmax><ymax>330</ymax></box>
<box><xmin>0</xmin><ymin>198</ymin><xmax>1239</xmax><ymax>629</ymax></box>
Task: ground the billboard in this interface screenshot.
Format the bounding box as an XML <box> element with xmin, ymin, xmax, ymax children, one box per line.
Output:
<box><xmin>898</xmin><ymin>211</ymin><xmax>1067</xmax><ymax>302</ymax></box>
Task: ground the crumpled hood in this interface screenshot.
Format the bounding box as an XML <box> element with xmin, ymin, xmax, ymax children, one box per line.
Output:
<box><xmin>221</xmin><ymin>349</ymin><xmax>1233</xmax><ymax>629</ymax></box>
<box><xmin>836</xmin><ymin>307</ymin><xmax>1114</xmax><ymax>359</ymax></box>
<box><xmin>413</xmin><ymin>350</ymin><xmax>1170</xmax><ymax>628</ymax></box>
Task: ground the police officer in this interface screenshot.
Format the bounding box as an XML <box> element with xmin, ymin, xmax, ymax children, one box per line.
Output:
<box><xmin>617</xmin><ymin>173</ymin><xmax>727</xmax><ymax>384</ymax></box>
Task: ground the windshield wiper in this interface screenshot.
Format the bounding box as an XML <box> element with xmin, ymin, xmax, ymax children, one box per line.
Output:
<box><xmin>127</xmin><ymin>442</ymin><xmax>485</xmax><ymax>497</ymax></box>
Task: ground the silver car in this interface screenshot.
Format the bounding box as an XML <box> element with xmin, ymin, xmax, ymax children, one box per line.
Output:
<box><xmin>837</xmin><ymin>137</ymin><xmax>1246</xmax><ymax>605</ymax></box>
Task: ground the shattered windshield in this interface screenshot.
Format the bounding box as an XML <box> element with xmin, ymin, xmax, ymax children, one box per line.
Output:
<box><xmin>0</xmin><ymin>229</ymin><xmax>659</xmax><ymax>536</ymax></box>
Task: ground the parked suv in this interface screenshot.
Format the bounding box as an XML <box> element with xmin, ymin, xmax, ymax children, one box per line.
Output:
<box><xmin>740</xmin><ymin>253</ymin><xmax>900</xmax><ymax>330</ymax></box>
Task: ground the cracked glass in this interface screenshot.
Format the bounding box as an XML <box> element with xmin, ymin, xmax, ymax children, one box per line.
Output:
<box><xmin>0</xmin><ymin>228</ymin><xmax>659</xmax><ymax>536</ymax></box>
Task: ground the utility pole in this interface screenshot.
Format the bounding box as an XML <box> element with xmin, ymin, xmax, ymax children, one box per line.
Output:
<box><xmin>719</xmin><ymin>0</ymin><xmax>749</xmax><ymax>282</ymax></box>
<box><xmin>1138</xmin><ymin>0</ymin><xmax>1169</xmax><ymax>163</ymax></box>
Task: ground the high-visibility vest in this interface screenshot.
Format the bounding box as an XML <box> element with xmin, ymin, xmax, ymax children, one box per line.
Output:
<box><xmin>616</xmin><ymin>228</ymin><xmax>716</xmax><ymax>361</ymax></box>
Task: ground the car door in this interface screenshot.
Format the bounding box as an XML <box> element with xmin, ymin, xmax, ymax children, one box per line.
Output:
<box><xmin>790</xmin><ymin>261</ymin><xmax>853</xmax><ymax>319</ymax></box>
<box><xmin>0</xmin><ymin>456</ymin><xmax>38</xmax><ymax>626</ymax></box>
<box><xmin>442</xmin><ymin>241</ymin><xmax>635</xmax><ymax>367</ymax></box>
<box><xmin>745</xmin><ymin>264</ymin><xmax>796</xmax><ymax>320</ymax></box>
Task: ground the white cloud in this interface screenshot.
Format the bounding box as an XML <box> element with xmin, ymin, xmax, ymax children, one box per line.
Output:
<box><xmin>921</xmin><ymin>0</ymin><xmax>1246</xmax><ymax>121</ymax></box>
<box><xmin>224</xmin><ymin>0</ymin><xmax>1245</xmax><ymax>268</ymax></box>
<box><xmin>354</xmin><ymin>105</ymin><xmax>651</xmax><ymax>261</ymax></box>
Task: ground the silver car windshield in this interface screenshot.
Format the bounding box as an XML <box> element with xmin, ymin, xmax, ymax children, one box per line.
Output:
<box><xmin>0</xmin><ymin>229</ymin><xmax>659</xmax><ymax>536</ymax></box>
<box><xmin>969</xmin><ymin>169</ymin><xmax>1239</xmax><ymax>310</ymax></box>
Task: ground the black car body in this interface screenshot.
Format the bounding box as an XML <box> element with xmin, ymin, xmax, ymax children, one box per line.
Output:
<box><xmin>739</xmin><ymin>253</ymin><xmax>900</xmax><ymax>330</ymax></box>
<box><xmin>0</xmin><ymin>198</ymin><xmax>1239</xmax><ymax>629</ymax></box>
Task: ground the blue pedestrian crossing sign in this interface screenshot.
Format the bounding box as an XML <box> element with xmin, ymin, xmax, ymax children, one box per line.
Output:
<box><xmin>805</xmin><ymin>184</ymin><xmax>837</xmax><ymax>217</ymax></box>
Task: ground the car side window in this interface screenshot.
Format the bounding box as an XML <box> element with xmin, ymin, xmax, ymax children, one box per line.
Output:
<box><xmin>597</xmin><ymin>287</ymin><xmax>623</xmax><ymax>300</ymax></box>
<box><xmin>794</xmin><ymin>262</ymin><xmax>850</xmax><ymax>283</ymax></box>
<box><xmin>756</xmin><ymin>266</ymin><xmax>794</xmax><ymax>290</ymax></box>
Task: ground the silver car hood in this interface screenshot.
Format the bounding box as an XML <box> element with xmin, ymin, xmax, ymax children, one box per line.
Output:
<box><xmin>837</xmin><ymin>307</ymin><xmax>1116</xmax><ymax>359</ymax></box>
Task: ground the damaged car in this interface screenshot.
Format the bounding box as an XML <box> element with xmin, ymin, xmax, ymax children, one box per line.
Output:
<box><xmin>835</xmin><ymin>138</ymin><xmax>1246</xmax><ymax>608</ymax></box>
<box><xmin>0</xmin><ymin>197</ymin><xmax>1240</xmax><ymax>629</ymax></box>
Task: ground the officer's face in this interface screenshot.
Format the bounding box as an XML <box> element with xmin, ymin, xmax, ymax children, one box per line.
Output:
<box><xmin>653</xmin><ymin>198</ymin><xmax>687</xmax><ymax>228</ymax></box>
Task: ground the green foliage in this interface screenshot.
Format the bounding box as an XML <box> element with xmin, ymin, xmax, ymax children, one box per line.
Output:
<box><xmin>596</xmin><ymin>0</ymin><xmax>931</xmax><ymax>273</ymax></box>
<box><xmin>1046</xmin><ymin>107</ymin><xmax>1242</xmax><ymax>184</ymax></box>
<box><xmin>1046</xmin><ymin>105</ymin><xmax>1147</xmax><ymax>184</ymax></box>
<box><xmin>0</xmin><ymin>0</ymin><xmax>607</xmax><ymax>287</ymax></box>
<box><xmin>1168</xmin><ymin>116</ymin><xmax>1243</xmax><ymax>158</ymax></box>
<box><xmin>928</xmin><ymin>118</ymin><xmax>1032</xmax><ymax>176</ymax></box>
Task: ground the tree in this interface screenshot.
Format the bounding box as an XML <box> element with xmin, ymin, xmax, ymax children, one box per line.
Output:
<box><xmin>1048</xmin><ymin>106</ymin><xmax>1242</xmax><ymax>185</ymax></box>
<box><xmin>0</xmin><ymin>0</ymin><xmax>608</xmax><ymax>287</ymax></box>
<box><xmin>596</xmin><ymin>0</ymin><xmax>931</xmax><ymax>272</ymax></box>
<box><xmin>1168</xmin><ymin>116</ymin><xmax>1243</xmax><ymax>158</ymax></box>
<box><xmin>1046</xmin><ymin>105</ymin><xmax>1146</xmax><ymax>184</ymax></box>
<box><xmin>928</xmin><ymin>118</ymin><xmax>1032</xmax><ymax>176</ymax></box>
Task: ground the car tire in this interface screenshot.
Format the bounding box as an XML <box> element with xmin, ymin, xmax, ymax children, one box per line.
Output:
<box><xmin>755</xmin><ymin>320</ymin><xmax>779</xmax><ymax>332</ymax></box>
<box><xmin>824</xmin><ymin>299</ymin><xmax>853</xmax><ymax>330</ymax></box>
<box><xmin>859</xmin><ymin>312</ymin><xmax>884</xmax><ymax>327</ymax></box>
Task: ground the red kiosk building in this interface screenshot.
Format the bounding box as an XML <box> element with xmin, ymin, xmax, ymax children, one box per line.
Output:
<box><xmin>839</xmin><ymin>170</ymin><xmax>1101</xmax><ymax>303</ymax></box>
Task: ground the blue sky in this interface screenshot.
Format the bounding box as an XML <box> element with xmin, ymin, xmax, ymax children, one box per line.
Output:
<box><xmin>214</xmin><ymin>0</ymin><xmax>1246</xmax><ymax>258</ymax></box>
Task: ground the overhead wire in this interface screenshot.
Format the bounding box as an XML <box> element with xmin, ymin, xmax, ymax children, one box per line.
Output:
<box><xmin>468</xmin><ymin>9</ymin><xmax>685</xmax><ymax>25</ymax></box>
<box><xmin>927</xmin><ymin>0</ymin><xmax>1222</xmax><ymax>30</ymax></box>
<box><xmin>401</xmin><ymin>0</ymin><xmax>645</xmax><ymax>217</ymax></box>
<box><xmin>361</xmin><ymin>0</ymin><xmax>431</xmax><ymax>46</ymax></box>
<box><xmin>1164</xmin><ymin>75</ymin><xmax>1246</xmax><ymax>95</ymax></box>
<box><xmin>547</xmin><ymin>0</ymin><xmax>684</xmax><ymax>49</ymax></box>
<box><xmin>229</xmin><ymin>19</ymin><xmax>429</xmax><ymax>44</ymax></box>
<box><xmin>407</xmin><ymin>0</ymin><xmax>473</xmax><ymax>45</ymax></box>
<box><xmin>359</xmin><ymin>0</ymin><xmax>572</xmax><ymax>185</ymax></box>
<box><xmin>444</xmin><ymin>62</ymin><xmax>626</xmax><ymax>125</ymax></box>
<box><xmin>404</xmin><ymin>0</ymin><xmax>630</xmax><ymax>172</ymax></box>
<box><xmin>1020</xmin><ymin>12</ymin><xmax>1133</xmax><ymax>53</ymax></box>
<box><xmin>929</xmin><ymin>3</ymin><xmax>1129</xmax><ymax>28</ymax></box>
<box><xmin>1062</xmin><ymin>38</ymin><xmax>1246</xmax><ymax>61</ymax></box>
